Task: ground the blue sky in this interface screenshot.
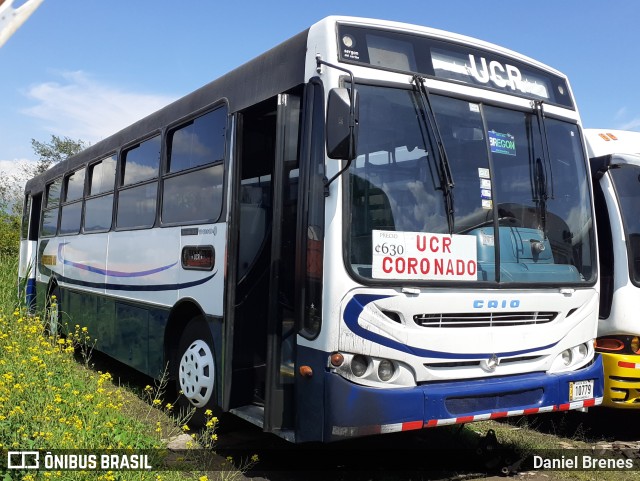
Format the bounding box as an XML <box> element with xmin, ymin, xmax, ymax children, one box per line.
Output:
<box><xmin>1</xmin><ymin>0</ymin><xmax>638</xmax><ymax>175</ymax></box>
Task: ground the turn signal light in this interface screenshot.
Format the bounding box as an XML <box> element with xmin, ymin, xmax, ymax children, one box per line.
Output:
<box><xmin>631</xmin><ymin>337</ymin><xmax>640</xmax><ymax>354</ymax></box>
<box><xmin>330</xmin><ymin>353</ymin><xmax>344</xmax><ymax>367</ymax></box>
<box><xmin>594</xmin><ymin>337</ymin><xmax>624</xmax><ymax>352</ymax></box>
<box><xmin>299</xmin><ymin>366</ymin><xmax>313</xmax><ymax>378</ymax></box>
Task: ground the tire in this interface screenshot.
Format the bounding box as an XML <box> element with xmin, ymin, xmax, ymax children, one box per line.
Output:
<box><xmin>174</xmin><ymin>317</ymin><xmax>218</xmax><ymax>419</ymax></box>
<box><xmin>45</xmin><ymin>285</ymin><xmax>61</xmax><ymax>336</ymax></box>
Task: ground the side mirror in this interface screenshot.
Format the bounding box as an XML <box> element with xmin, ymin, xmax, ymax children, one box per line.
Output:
<box><xmin>326</xmin><ymin>87</ymin><xmax>359</xmax><ymax>160</ymax></box>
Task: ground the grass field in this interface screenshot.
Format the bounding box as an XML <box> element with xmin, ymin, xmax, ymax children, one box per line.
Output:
<box><xmin>0</xmin><ymin>256</ymin><xmax>240</xmax><ymax>481</ymax></box>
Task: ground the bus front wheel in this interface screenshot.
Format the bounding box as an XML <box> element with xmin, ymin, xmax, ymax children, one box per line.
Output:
<box><xmin>175</xmin><ymin>318</ymin><xmax>217</xmax><ymax>415</ymax></box>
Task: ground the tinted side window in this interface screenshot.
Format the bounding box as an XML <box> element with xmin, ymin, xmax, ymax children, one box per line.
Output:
<box><xmin>117</xmin><ymin>183</ymin><xmax>157</xmax><ymax>229</ymax></box>
<box><xmin>122</xmin><ymin>136</ymin><xmax>161</xmax><ymax>186</ymax></box>
<box><xmin>117</xmin><ymin>136</ymin><xmax>160</xmax><ymax>230</ymax></box>
<box><xmin>41</xmin><ymin>179</ymin><xmax>62</xmax><ymax>237</ymax></box>
<box><xmin>85</xmin><ymin>194</ymin><xmax>114</xmax><ymax>232</ymax></box>
<box><xmin>59</xmin><ymin>168</ymin><xmax>86</xmax><ymax>235</ymax></box>
<box><xmin>167</xmin><ymin>108</ymin><xmax>226</xmax><ymax>173</ymax></box>
<box><xmin>84</xmin><ymin>155</ymin><xmax>116</xmax><ymax>233</ymax></box>
<box><xmin>41</xmin><ymin>208</ymin><xmax>59</xmax><ymax>237</ymax></box>
<box><xmin>162</xmin><ymin>165</ymin><xmax>223</xmax><ymax>224</ymax></box>
<box><xmin>161</xmin><ymin>107</ymin><xmax>227</xmax><ymax>225</ymax></box>
<box><xmin>59</xmin><ymin>203</ymin><xmax>83</xmax><ymax>235</ymax></box>
<box><xmin>64</xmin><ymin>168</ymin><xmax>86</xmax><ymax>202</ymax></box>
<box><xmin>89</xmin><ymin>155</ymin><xmax>116</xmax><ymax>195</ymax></box>
<box><xmin>45</xmin><ymin>178</ymin><xmax>62</xmax><ymax>207</ymax></box>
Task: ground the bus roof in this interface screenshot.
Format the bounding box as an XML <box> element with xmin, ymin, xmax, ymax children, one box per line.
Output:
<box><xmin>24</xmin><ymin>26</ymin><xmax>309</xmax><ymax>194</ymax></box>
<box><xmin>584</xmin><ymin>129</ymin><xmax>640</xmax><ymax>158</ymax></box>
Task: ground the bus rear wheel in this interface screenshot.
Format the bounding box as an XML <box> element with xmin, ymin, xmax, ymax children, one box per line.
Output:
<box><xmin>45</xmin><ymin>285</ymin><xmax>61</xmax><ymax>336</ymax></box>
<box><xmin>175</xmin><ymin>318</ymin><xmax>217</xmax><ymax>418</ymax></box>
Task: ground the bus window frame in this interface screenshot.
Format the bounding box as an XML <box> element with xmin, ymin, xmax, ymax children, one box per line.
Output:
<box><xmin>59</xmin><ymin>166</ymin><xmax>87</xmax><ymax>236</ymax></box>
<box><xmin>40</xmin><ymin>177</ymin><xmax>63</xmax><ymax>238</ymax></box>
<box><xmin>159</xmin><ymin>102</ymin><xmax>229</xmax><ymax>227</ymax></box>
<box><xmin>115</xmin><ymin>132</ymin><xmax>162</xmax><ymax>231</ymax></box>
<box><xmin>82</xmin><ymin>153</ymin><xmax>118</xmax><ymax>234</ymax></box>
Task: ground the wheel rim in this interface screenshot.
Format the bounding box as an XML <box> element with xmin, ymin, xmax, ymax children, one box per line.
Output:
<box><xmin>47</xmin><ymin>296</ymin><xmax>59</xmax><ymax>335</ymax></box>
<box><xmin>179</xmin><ymin>339</ymin><xmax>215</xmax><ymax>407</ymax></box>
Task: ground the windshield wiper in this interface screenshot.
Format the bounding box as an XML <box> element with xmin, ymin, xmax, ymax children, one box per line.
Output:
<box><xmin>411</xmin><ymin>75</ymin><xmax>455</xmax><ymax>235</ymax></box>
<box><xmin>533</xmin><ymin>100</ymin><xmax>554</xmax><ymax>238</ymax></box>
<box><xmin>535</xmin><ymin>157</ymin><xmax>548</xmax><ymax>238</ymax></box>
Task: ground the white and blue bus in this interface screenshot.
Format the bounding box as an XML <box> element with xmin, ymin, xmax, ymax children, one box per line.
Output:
<box><xmin>19</xmin><ymin>16</ymin><xmax>602</xmax><ymax>442</ymax></box>
<box><xmin>585</xmin><ymin>129</ymin><xmax>640</xmax><ymax>408</ymax></box>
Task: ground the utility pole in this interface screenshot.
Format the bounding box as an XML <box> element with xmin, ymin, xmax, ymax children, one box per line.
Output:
<box><xmin>0</xmin><ymin>0</ymin><xmax>44</xmax><ymax>48</ymax></box>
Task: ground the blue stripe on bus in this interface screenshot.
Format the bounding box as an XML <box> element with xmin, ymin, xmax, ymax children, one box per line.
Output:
<box><xmin>58</xmin><ymin>242</ymin><xmax>178</xmax><ymax>277</ymax></box>
<box><xmin>54</xmin><ymin>272</ymin><xmax>217</xmax><ymax>291</ymax></box>
<box><xmin>343</xmin><ymin>294</ymin><xmax>559</xmax><ymax>360</ymax></box>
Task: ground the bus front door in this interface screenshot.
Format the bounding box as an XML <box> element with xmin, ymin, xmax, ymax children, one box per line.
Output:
<box><xmin>227</xmin><ymin>91</ymin><xmax>301</xmax><ymax>439</ymax></box>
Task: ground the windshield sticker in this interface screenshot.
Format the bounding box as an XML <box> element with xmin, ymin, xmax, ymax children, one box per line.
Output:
<box><xmin>478</xmin><ymin>171</ymin><xmax>492</xmax><ymax>209</ymax></box>
<box><xmin>371</xmin><ymin>230</ymin><xmax>477</xmax><ymax>281</ymax></box>
<box><xmin>489</xmin><ymin>131</ymin><xmax>516</xmax><ymax>156</ymax></box>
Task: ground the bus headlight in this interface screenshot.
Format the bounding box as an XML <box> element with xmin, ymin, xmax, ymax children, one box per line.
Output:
<box><xmin>551</xmin><ymin>342</ymin><xmax>592</xmax><ymax>372</ymax></box>
<box><xmin>351</xmin><ymin>355</ymin><xmax>369</xmax><ymax>377</ymax></box>
<box><xmin>329</xmin><ymin>352</ymin><xmax>416</xmax><ymax>388</ymax></box>
<box><xmin>378</xmin><ymin>359</ymin><xmax>395</xmax><ymax>382</ymax></box>
<box><xmin>576</xmin><ymin>343</ymin><xmax>589</xmax><ymax>361</ymax></box>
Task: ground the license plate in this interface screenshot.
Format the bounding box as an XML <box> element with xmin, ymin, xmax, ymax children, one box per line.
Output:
<box><xmin>569</xmin><ymin>379</ymin><xmax>594</xmax><ymax>402</ymax></box>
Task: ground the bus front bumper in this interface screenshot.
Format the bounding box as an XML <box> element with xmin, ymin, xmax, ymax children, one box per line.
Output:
<box><xmin>326</xmin><ymin>354</ymin><xmax>603</xmax><ymax>440</ymax></box>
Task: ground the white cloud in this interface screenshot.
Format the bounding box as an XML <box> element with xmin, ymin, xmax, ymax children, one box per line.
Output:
<box><xmin>614</xmin><ymin>107</ymin><xmax>627</xmax><ymax>120</ymax></box>
<box><xmin>618</xmin><ymin>118</ymin><xmax>640</xmax><ymax>132</ymax></box>
<box><xmin>22</xmin><ymin>70</ymin><xmax>176</xmax><ymax>143</ymax></box>
<box><xmin>0</xmin><ymin>158</ymin><xmax>35</xmax><ymax>179</ymax></box>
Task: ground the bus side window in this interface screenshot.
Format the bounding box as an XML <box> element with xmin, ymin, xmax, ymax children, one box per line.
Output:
<box><xmin>161</xmin><ymin>165</ymin><xmax>223</xmax><ymax>224</ymax></box>
<box><xmin>117</xmin><ymin>136</ymin><xmax>161</xmax><ymax>230</ymax></box>
<box><xmin>84</xmin><ymin>155</ymin><xmax>116</xmax><ymax>233</ymax></box>
<box><xmin>161</xmin><ymin>106</ymin><xmax>227</xmax><ymax>225</ymax></box>
<box><xmin>59</xmin><ymin>167</ymin><xmax>86</xmax><ymax>235</ymax></box>
<box><xmin>41</xmin><ymin>178</ymin><xmax>62</xmax><ymax>237</ymax></box>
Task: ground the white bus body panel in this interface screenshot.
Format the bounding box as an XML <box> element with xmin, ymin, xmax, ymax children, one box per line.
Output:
<box><xmin>585</xmin><ymin>129</ymin><xmax>640</xmax><ymax>337</ymax></box>
<box><xmin>37</xmin><ymin>223</ymin><xmax>226</xmax><ymax>317</ymax></box>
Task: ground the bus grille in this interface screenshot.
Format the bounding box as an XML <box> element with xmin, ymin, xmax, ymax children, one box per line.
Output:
<box><xmin>413</xmin><ymin>311</ymin><xmax>557</xmax><ymax>328</ymax></box>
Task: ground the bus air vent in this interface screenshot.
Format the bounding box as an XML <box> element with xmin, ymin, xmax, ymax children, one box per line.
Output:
<box><xmin>413</xmin><ymin>311</ymin><xmax>557</xmax><ymax>328</ymax></box>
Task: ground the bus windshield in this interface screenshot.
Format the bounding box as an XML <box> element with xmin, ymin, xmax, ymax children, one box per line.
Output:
<box><xmin>609</xmin><ymin>165</ymin><xmax>640</xmax><ymax>285</ymax></box>
<box><xmin>347</xmin><ymin>83</ymin><xmax>595</xmax><ymax>284</ymax></box>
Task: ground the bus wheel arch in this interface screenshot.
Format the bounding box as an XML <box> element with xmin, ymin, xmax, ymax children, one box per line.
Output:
<box><xmin>165</xmin><ymin>301</ymin><xmax>219</xmax><ymax>414</ymax></box>
<box><xmin>164</xmin><ymin>300</ymin><xmax>203</xmax><ymax>374</ymax></box>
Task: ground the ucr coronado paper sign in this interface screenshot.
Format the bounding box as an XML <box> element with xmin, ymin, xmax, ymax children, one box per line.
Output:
<box><xmin>372</xmin><ymin>230</ymin><xmax>478</xmax><ymax>281</ymax></box>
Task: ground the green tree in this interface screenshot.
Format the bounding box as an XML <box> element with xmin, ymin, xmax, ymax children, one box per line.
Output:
<box><xmin>0</xmin><ymin>135</ymin><xmax>87</xmax><ymax>257</ymax></box>
<box><xmin>29</xmin><ymin>135</ymin><xmax>87</xmax><ymax>176</ymax></box>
